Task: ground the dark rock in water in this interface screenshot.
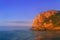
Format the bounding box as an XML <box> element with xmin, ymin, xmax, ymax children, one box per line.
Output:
<box><xmin>32</xmin><ymin>10</ymin><xmax>60</xmax><ymax>31</ymax></box>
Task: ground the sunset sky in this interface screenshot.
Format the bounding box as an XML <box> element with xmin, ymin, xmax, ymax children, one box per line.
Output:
<box><xmin>0</xmin><ymin>0</ymin><xmax>60</xmax><ymax>26</ymax></box>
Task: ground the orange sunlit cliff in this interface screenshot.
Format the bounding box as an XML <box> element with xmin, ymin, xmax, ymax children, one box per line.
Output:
<box><xmin>31</xmin><ymin>10</ymin><xmax>60</xmax><ymax>31</ymax></box>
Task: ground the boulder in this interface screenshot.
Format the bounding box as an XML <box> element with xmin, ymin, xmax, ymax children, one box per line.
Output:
<box><xmin>31</xmin><ymin>10</ymin><xmax>60</xmax><ymax>31</ymax></box>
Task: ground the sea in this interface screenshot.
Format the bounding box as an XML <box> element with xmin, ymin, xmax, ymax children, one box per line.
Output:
<box><xmin>0</xmin><ymin>26</ymin><xmax>60</xmax><ymax>40</ymax></box>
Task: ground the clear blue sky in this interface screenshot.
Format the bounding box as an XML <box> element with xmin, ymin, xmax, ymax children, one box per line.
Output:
<box><xmin>0</xmin><ymin>0</ymin><xmax>60</xmax><ymax>26</ymax></box>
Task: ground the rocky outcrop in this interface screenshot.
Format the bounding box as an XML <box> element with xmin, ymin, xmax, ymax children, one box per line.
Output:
<box><xmin>31</xmin><ymin>10</ymin><xmax>60</xmax><ymax>31</ymax></box>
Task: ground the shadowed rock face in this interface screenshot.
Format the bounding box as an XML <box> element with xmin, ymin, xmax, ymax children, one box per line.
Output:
<box><xmin>32</xmin><ymin>10</ymin><xmax>60</xmax><ymax>31</ymax></box>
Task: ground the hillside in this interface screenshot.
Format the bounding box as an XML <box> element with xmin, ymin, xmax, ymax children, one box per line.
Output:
<box><xmin>31</xmin><ymin>10</ymin><xmax>60</xmax><ymax>31</ymax></box>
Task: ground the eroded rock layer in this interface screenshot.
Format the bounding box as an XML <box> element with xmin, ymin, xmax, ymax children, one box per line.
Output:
<box><xmin>32</xmin><ymin>10</ymin><xmax>60</xmax><ymax>31</ymax></box>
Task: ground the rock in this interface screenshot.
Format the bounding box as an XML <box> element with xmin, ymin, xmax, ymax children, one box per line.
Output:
<box><xmin>31</xmin><ymin>10</ymin><xmax>60</xmax><ymax>31</ymax></box>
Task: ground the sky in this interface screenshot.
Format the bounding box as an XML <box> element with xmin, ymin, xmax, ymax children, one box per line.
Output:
<box><xmin>0</xmin><ymin>0</ymin><xmax>60</xmax><ymax>26</ymax></box>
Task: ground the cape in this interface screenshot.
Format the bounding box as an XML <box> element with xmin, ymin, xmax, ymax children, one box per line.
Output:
<box><xmin>31</xmin><ymin>10</ymin><xmax>60</xmax><ymax>31</ymax></box>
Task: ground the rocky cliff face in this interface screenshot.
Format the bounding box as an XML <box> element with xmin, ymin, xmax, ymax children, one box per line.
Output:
<box><xmin>32</xmin><ymin>10</ymin><xmax>60</xmax><ymax>31</ymax></box>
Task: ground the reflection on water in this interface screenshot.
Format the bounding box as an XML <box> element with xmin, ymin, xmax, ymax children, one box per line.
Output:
<box><xmin>0</xmin><ymin>30</ymin><xmax>60</xmax><ymax>40</ymax></box>
<box><xmin>32</xmin><ymin>31</ymin><xmax>60</xmax><ymax>40</ymax></box>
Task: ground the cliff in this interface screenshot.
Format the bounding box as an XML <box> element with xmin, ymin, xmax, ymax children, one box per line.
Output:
<box><xmin>31</xmin><ymin>10</ymin><xmax>60</xmax><ymax>31</ymax></box>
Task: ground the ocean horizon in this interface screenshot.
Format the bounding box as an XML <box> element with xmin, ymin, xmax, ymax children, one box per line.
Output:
<box><xmin>0</xmin><ymin>26</ymin><xmax>60</xmax><ymax>40</ymax></box>
<box><xmin>0</xmin><ymin>26</ymin><xmax>31</xmax><ymax>31</ymax></box>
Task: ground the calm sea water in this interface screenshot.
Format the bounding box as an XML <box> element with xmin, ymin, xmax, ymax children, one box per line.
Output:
<box><xmin>0</xmin><ymin>26</ymin><xmax>60</xmax><ymax>40</ymax></box>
